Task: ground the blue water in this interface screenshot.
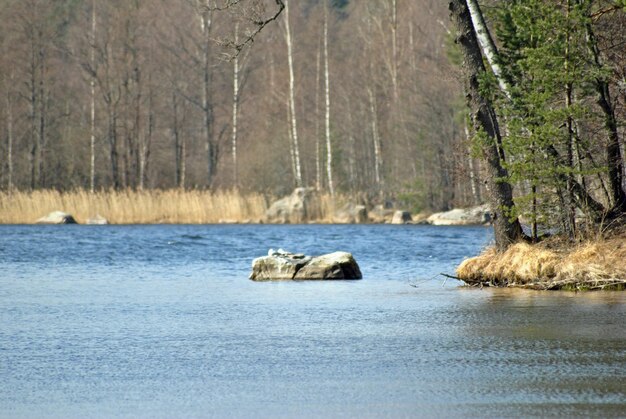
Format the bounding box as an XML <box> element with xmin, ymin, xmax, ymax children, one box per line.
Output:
<box><xmin>1</xmin><ymin>224</ymin><xmax>625</xmax><ymax>418</ymax></box>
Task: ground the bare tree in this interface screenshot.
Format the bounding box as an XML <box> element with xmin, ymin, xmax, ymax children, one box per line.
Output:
<box><xmin>4</xmin><ymin>70</ymin><xmax>15</xmax><ymax>191</ymax></box>
<box><xmin>283</xmin><ymin>0</ymin><xmax>302</xmax><ymax>187</ymax></box>
<box><xmin>323</xmin><ymin>1</ymin><xmax>334</xmax><ymax>196</ymax></box>
<box><xmin>230</xmin><ymin>23</ymin><xmax>244</xmax><ymax>188</ymax></box>
<box><xmin>89</xmin><ymin>0</ymin><xmax>97</xmax><ymax>192</ymax></box>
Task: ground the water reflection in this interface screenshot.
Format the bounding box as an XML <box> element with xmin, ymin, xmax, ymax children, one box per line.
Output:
<box><xmin>448</xmin><ymin>287</ymin><xmax>626</xmax><ymax>416</ymax></box>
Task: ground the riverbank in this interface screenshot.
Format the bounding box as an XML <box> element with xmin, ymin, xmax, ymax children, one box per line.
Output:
<box><xmin>0</xmin><ymin>189</ymin><xmax>270</xmax><ymax>224</ymax></box>
<box><xmin>1</xmin><ymin>189</ymin><xmax>490</xmax><ymax>226</ymax></box>
<box><xmin>456</xmin><ymin>225</ymin><xmax>626</xmax><ymax>291</ymax></box>
<box><xmin>0</xmin><ymin>189</ymin><xmax>413</xmax><ymax>225</ymax></box>
<box><xmin>0</xmin><ymin>189</ymin><xmax>362</xmax><ymax>224</ymax></box>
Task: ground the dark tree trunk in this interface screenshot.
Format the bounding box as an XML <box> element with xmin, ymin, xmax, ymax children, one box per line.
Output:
<box><xmin>108</xmin><ymin>107</ymin><xmax>120</xmax><ymax>189</ymax></box>
<box><xmin>449</xmin><ymin>0</ymin><xmax>522</xmax><ymax>251</ymax></box>
<box><xmin>579</xmin><ymin>1</ymin><xmax>626</xmax><ymax>213</ymax></box>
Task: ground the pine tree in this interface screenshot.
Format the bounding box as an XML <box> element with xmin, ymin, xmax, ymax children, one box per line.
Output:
<box><xmin>489</xmin><ymin>0</ymin><xmax>613</xmax><ymax>234</ymax></box>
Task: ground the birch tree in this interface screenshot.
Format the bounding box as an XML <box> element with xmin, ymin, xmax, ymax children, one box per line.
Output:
<box><xmin>231</xmin><ymin>23</ymin><xmax>240</xmax><ymax>188</ymax></box>
<box><xmin>323</xmin><ymin>1</ymin><xmax>334</xmax><ymax>196</ymax></box>
<box><xmin>315</xmin><ymin>35</ymin><xmax>322</xmax><ymax>190</ymax></box>
<box><xmin>466</xmin><ymin>0</ymin><xmax>511</xmax><ymax>99</ymax></box>
<box><xmin>283</xmin><ymin>0</ymin><xmax>302</xmax><ymax>187</ymax></box>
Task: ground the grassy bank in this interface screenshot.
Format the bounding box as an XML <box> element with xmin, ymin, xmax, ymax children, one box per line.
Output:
<box><xmin>457</xmin><ymin>226</ymin><xmax>626</xmax><ymax>291</ymax></box>
<box><xmin>0</xmin><ymin>189</ymin><xmax>346</xmax><ymax>224</ymax></box>
<box><xmin>0</xmin><ymin>189</ymin><xmax>273</xmax><ymax>224</ymax></box>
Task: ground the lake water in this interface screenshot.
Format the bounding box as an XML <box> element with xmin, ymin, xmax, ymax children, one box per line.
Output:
<box><xmin>1</xmin><ymin>224</ymin><xmax>625</xmax><ymax>418</ymax></box>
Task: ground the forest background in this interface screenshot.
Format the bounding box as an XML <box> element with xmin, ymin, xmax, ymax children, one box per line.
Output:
<box><xmin>0</xmin><ymin>0</ymin><xmax>473</xmax><ymax>215</ymax></box>
<box><xmin>1</xmin><ymin>0</ymin><xmax>625</xmax><ymax>234</ymax></box>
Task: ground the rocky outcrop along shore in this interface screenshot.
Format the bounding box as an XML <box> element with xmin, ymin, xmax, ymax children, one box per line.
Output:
<box><xmin>36</xmin><ymin>211</ymin><xmax>77</xmax><ymax>224</ymax></box>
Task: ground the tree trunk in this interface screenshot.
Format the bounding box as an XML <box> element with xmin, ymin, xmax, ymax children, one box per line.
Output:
<box><xmin>90</xmin><ymin>0</ymin><xmax>97</xmax><ymax>192</ymax></box>
<box><xmin>465</xmin><ymin>121</ymin><xmax>482</xmax><ymax>205</ymax></box>
<box><xmin>284</xmin><ymin>0</ymin><xmax>302</xmax><ymax>187</ymax></box>
<box><xmin>139</xmin><ymin>82</ymin><xmax>153</xmax><ymax>190</ymax></box>
<box><xmin>390</xmin><ymin>0</ymin><xmax>398</xmax><ymax>100</ymax></box>
<box><xmin>324</xmin><ymin>3</ymin><xmax>334</xmax><ymax>196</ymax></box>
<box><xmin>231</xmin><ymin>23</ymin><xmax>240</xmax><ymax>189</ymax></box>
<box><xmin>37</xmin><ymin>31</ymin><xmax>48</xmax><ymax>188</ymax></box>
<box><xmin>286</xmin><ymin>100</ymin><xmax>297</xmax><ymax>183</ymax></box>
<box><xmin>466</xmin><ymin>0</ymin><xmax>511</xmax><ymax>99</ymax></box>
<box><xmin>200</xmin><ymin>4</ymin><xmax>216</xmax><ymax>188</ymax></box>
<box><xmin>367</xmin><ymin>86</ymin><xmax>383</xmax><ymax>196</ymax></box>
<box><xmin>173</xmin><ymin>92</ymin><xmax>183</xmax><ymax>188</ymax></box>
<box><xmin>315</xmin><ymin>34</ymin><xmax>322</xmax><ymax>190</ymax></box>
<box><xmin>345</xmin><ymin>96</ymin><xmax>357</xmax><ymax>193</ymax></box>
<box><xmin>29</xmin><ymin>32</ymin><xmax>38</xmax><ymax>190</ymax></box>
<box><xmin>6</xmin><ymin>79</ymin><xmax>14</xmax><ymax>191</ymax></box>
<box><xmin>563</xmin><ymin>1</ymin><xmax>576</xmax><ymax>237</ymax></box>
<box><xmin>449</xmin><ymin>0</ymin><xmax>522</xmax><ymax>250</ymax></box>
<box><xmin>579</xmin><ymin>2</ymin><xmax>626</xmax><ymax>213</ymax></box>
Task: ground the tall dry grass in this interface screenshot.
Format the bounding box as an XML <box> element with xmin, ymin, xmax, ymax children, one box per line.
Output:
<box><xmin>456</xmin><ymin>232</ymin><xmax>626</xmax><ymax>290</ymax></box>
<box><xmin>0</xmin><ymin>189</ymin><xmax>352</xmax><ymax>224</ymax></box>
<box><xmin>0</xmin><ymin>189</ymin><xmax>271</xmax><ymax>224</ymax></box>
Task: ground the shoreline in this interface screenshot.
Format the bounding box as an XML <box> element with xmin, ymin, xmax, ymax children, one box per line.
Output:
<box><xmin>456</xmin><ymin>226</ymin><xmax>626</xmax><ymax>291</ymax></box>
<box><xmin>0</xmin><ymin>189</ymin><xmax>490</xmax><ymax>226</ymax></box>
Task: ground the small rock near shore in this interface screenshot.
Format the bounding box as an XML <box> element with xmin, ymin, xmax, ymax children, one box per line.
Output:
<box><xmin>86</xmin><ymin>214</ymin><xmax>109</xmax><ymax>225</ymax></box>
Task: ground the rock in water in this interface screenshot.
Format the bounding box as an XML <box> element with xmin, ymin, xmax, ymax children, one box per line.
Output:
<box><xmin>249</xmin><ymin>250</ymin><xmax>362</xmax><ymax>281</ymax></box>
<box><xmin>250</xmin><ymin>252</ymin><xmax>312</xmax><ymax>280</ymax></box>
<box><xmin>36</xmin><ymin>211</ymin><xmax>77</xmax><ymax>224</ymax></box>
<box><xmin>391</xmin><ymin>210</ymin><xmax>412</xmax><ymax>225</ymax></box>
<box><xmin>86</xmin><ymin>214</ymin><xmax>109</xmax><ymax>225</ymax></box>
<box><xmin>293</xmin><ymin>252</ymin><xmax>362</xmax><ymax>280</ymax></box>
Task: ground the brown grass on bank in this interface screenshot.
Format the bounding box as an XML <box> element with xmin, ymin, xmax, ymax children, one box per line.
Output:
<box><xmin>0</xmin><ymin>189</ymin><xmax>351</xmax><ymax>224</ymax></box>
<box><xmin>457</xmin><ymin>228</ymin><xmax>626</xmax><ymax>290</ymax></box>
<box><xmin>0</xmin><ymin>189</ymin><xmax>272</xmax><ymax>224</ymax></box>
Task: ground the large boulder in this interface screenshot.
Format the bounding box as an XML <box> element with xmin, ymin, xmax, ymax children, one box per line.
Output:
<box><xmin>333</xmin><ymin>203</ymin><xmax>368</xmax><ymax>224</ymax></box>
<box><xmin>36</xmin><ymin>211</ymin><xmax>77</xmax><ymax>224</ymax></box>
<box><xmin>426</xmin><ymin>204</ymin><xmax>491</xmax><ymax>226</ymax></box>
<box><xmin>294</xmin><ymin>251</ymin><xmax>362</xmax><ymax>279</ymax></box>
<box><xmin>249</xmin><ymin>249</ymin><xmax>312</xmax><ymax>280</ymax></box>
<box><xmin>265</xmin><ymin>188</ymin><xmax>319</xmax><ymax>223</ymax></box>
<box><xmin>391</xmin><ymin>210</ymin><xmax>412</xmax><ymax>225</ymax></box>
<box><xmin>250</xmin><ymin>249</ymin><xmax>362</xmax><ymax>281</ymax></box>
<box><xmin>368</xmin><ymin>204</ymin><xmax>394</xmax><ymax>223</ymax></box>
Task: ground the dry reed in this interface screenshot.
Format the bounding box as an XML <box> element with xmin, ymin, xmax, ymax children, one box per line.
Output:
<box><xmin>0</xmin><ymin>189</ymin><xmax>271</xmax><ymax>224</ymax></box>
<box><xmin>456</xmin><ymin>231</ymin><xmax>626</xmax><ymax>290</ymax></box>
<box><xmin>0</xmin><ymin>189</ymin><xmax>351</xmax><ymax>224</ymax></box>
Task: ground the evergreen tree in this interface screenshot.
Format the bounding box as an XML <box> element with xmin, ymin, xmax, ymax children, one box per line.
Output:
<box><xmin>486</xmin><ymin>0</ymin><xmax>622</xmax><ymax>235</ymax></box>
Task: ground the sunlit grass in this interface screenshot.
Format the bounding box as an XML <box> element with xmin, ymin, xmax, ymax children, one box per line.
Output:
<box><xmin>0</xmin><ymin>189</ymin><xmax>352</xmax><ymax>224</ymax></box>
<box><xmin>456</xmin><ymin>231</ymin><xmax>626</xmax><ymax>290</ymax></box>
<box><xmin>0</xmin><ymin>189</ymin><xmax>270</xmax><ymax>224</ymax></box>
